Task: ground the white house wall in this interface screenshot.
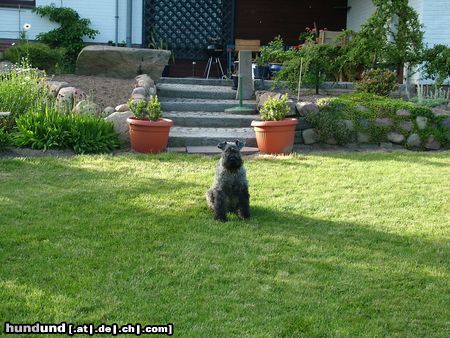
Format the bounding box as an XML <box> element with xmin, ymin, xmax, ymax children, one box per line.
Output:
<box><xmin>0</xmin><ymin>0</ymin><xmax>143</xmax><ymax>44</ymax></box>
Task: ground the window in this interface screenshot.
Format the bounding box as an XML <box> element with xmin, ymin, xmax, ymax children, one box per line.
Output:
<box><xmin>0</xmin><ymin>0</ymin><xmax>36</xmax><ymax>8</ymax></box>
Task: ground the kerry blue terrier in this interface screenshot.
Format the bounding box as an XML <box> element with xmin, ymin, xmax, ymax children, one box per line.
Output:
<box><xmin>206</xmin><ymin>140</ymin><xmax>250</xmax><ymax>222</ymax></box>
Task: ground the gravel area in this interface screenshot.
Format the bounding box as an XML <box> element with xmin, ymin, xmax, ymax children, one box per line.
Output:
<box><xmin>51</xmin><ymin>74</ymin><xmax>135</xmax><ymax>111</ymax></box>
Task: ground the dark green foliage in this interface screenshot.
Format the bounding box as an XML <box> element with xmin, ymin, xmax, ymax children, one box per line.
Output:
<box><xmin>312</xmin><ymin>93</ymin><xmax>449</xmax><ymax>147</ymax></box>
<box><xmin>0</xmin><ymin>128</ymin><xmax>10</xmax><ymax>151</ymax></box>
<box><xmin>305</xmin><ymin>109</ymin><xmax>352</xmax><ymax>145</ymax></box>
<box><xmin>275</xmin><ymin>44</ymin><xmax>336</xmax><ymax>94</ymax></box>
<box><xmin>14</xmin><ymin>105</ymin><xmax>120</xmax><ymax>154</ymax></box>
<box><xmin>3</xmin><ymin>42</ymin><xmax>66</xmax><ymax>73</ymax></box>
<box><xmin>257</xmin><ymin>35</ymin><xmax>289</xmax><ymax>65</ymax></box>
<box><xmin>32</xmin><ymin>5</ymin><xmax>99</xmax><ymax>69</ymax></box>
<box><xmin>356</xmin><ymin>69</ymin><xmax>398</xmax><ymax>96</ymax></box>
<box><xmin>422</xmin><ymin>44</ymin><xmax>450</xmax><ymax>85</ymax></box>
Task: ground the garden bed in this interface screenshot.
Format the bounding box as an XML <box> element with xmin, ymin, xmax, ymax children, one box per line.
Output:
<box><xmin>52</xmin><ymin>74</ymin><xmax>134</xmax><ymax>111</ymax></box>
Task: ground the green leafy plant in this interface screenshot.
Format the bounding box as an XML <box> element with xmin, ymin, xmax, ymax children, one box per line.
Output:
<box><xmin>259</xmin><ymin>36</ymin><xmax>289</xmax><ymax>64</ymax></box>
<box><xmin>421</xmin><ymin>44</ymin><xmax>450</xmax><ymax>85</ymax></box>
<box><xmin>275</xmin><ymin>44</ymin><xmax>336</xmax><ymax>94</ymax></box>
<box><xmin>356</xmin><ymin>69</ymin><xmax>398</xmax><ymax>96</ymax></box>
<box><xmin>128</xmin><ymin>96</ymin><xmax>162</xmax><ymax>121</ymax></box>
<box><xmin>0</xmin><ymin>128</ymin><xmax>10</xmax><ymax>151</ymax></box>
<box><xmin>305</xmin><ymin>109</ymin><xmax>352</xmax><ymax>145</ymax></box>
<box><xmin>14</xmin><ymin>104</ymin><xmax>120</xmax><ymax>154</ymax></box>
<box><xmin>259</xmin><ymin>94</ymin><xmax>290</xmax><ymax>121</ymax></box>
<box><xmin>299</xmin><ymin>27</ymin><xmax>318</xmax><ymax>43</ymax></box>
<box><xmin>4</xmin><ymin>43</ymin><xmax>66</xmax><ymax>73</ymax></box>
<box><xmin>32</xmin><ymin>5</ymin><xmax>99</xmax><ymax>69</ymax></box>
<box><xmin>314</xmin><ymin>93</ymin><xmax>449</xmax><ymax>147</ymax></box>
<box><xmin>0</xmin><ymin>60</ymin><xmax>51</xmax><ymax>128</ymax></box>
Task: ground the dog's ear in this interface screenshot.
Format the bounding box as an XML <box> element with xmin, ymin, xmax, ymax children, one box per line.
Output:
<box><xmin>217</xmin><ymin>141</ymin><xmax>227</xmax><ymax>150</ymax></box>
<box><xmin>235</xmin><ymin>140</ymin><xmax>245</xmax><ymax>150</ymax></box>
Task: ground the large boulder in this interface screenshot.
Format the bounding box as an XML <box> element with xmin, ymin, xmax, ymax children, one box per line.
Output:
<box><xmin>76</xmin><ymin>46</ymin><xmax>171</xmax><ymax>81</ymax></box>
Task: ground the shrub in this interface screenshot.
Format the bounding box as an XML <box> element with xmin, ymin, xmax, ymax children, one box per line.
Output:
<box><xmin>315</xmin><ymin>93</ymin><xmax>449</xmax><ymax>147</ymax></box>
<box><xmin>305</xmin><ymin>109</ymin><xmax>352</xmax><ymax>145</ymax></box>
<box><xmin>3</xmin><ymin>43</ymin><xmax>66</xmax><ymax>73</ymax></box>
<box><xmin>0</xmin><ymin>62</ymin><xmax>51</xmax><ymax>127</ymax></box>
<box><xmin>356</xmin><ymin>69</ymin><xmax>398</xmax><ymax>96</ymax></box>
<box><xmin>0</xmin><ymin>128</ymin><xmax>10</xmax><ymax>151</ymax></box>
<box><xmin>275</xmin><ymin>43</ymin><xmax>339</xmax><ymax>94</ymax></box>
<box><xmin>128</xmin><ymin>96</ymin><xmax>162</xmax><ymax>121</ymax></box>
<box><xmin>259</xmin><ymin>94</ymin><xmax>290</xmax><ymax>121</ymax></box>
<box><xmin>32</xmin><ymin>5</ymin><xmax>99</xmax><ymax>69</ymax></box>
<box><xmin>14</xmin><ymin>104</ymin><xmax>120</xmax><ymax>154</ymax></box>
<box><xmin>258</xmin><ymin>36</ymin><xmax>289</xmax><ymax>64</ymax></box>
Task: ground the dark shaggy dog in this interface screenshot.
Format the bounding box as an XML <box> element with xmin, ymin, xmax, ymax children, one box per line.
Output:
<box><xmin>206</xmin><ymin>140</ymin><xmax>250</xmax><ymax>222</ymax></box>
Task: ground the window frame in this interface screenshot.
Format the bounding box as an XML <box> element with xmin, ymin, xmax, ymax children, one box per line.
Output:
<box><xmin>0</xmin><ymin>0</ymin><xmax>36</xmax><ymax>9</ymax></box>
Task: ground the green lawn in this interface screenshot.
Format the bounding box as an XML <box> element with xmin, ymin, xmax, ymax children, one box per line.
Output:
<box><xmin>0</xmin><ymin>152</ymin><xmax>449</xmax><ymax>337</ymax></box>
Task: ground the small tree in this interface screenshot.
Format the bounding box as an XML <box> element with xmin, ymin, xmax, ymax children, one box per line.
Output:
<box><xmin>350</xmin><ymin>0</ymin><xmax>424</xmax><ymax>77</ymax></box>
<box><xmin>32</xmin><ymin>5</ymin><xmax>98</xmax><ymax>68</ymax></box>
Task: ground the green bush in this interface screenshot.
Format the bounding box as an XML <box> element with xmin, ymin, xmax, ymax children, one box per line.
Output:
<box><xmin>305</xmin><ymin>109</ymin><xmax>352</xmax><ymax>145</ymax></box>
<box><xmin>14</xmin><ymin>105</ymin><xmax>120</xmax><ymax>154</ymax></box>
<box><xmin>260</xmin><ymin>94</ymin><xmax>290</xmax><ymax>121</ymax></box>
<box><xmin>356</xmin><ymin>69</ymin><xmax>398</xmax><ymax>96</ymax></box>
<box><xmin>0</xmin><ymin>62</ymin><xmax>51</xmax><ymax>127</ymax></box>
<box><xmin>313</xmin><ymin>93</ymin><xmax>449</xmax><ymax>147</ymax></box>
<box><xmin>3</xmin><ymin>43</ymin><xmax>66</xmax><ymax>73</ymax></box>
<box><xmin>0</xmin><ymin>128</ymin><xmax>10</xmax><ymax>151</ymax></box>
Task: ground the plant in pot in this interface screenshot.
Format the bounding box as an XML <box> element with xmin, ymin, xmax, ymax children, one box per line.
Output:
<box><xmin>127</xmin><ymin>96</ymin><xmax>173</xmax><ymax>153</ymax></box>
<box><xmin>253</xmin><ymin>55</ymin><xmax>270</xmax><ymax>80</ymax></box>
<box><xmin>251</xmin><ymin>94</ymin><xmax>298</xmax><ymax>154</ymax></box>
<box><xmin>260</xmin><ymin>36</ymin><xmax>288</xmax><ymax>76</ymax></box>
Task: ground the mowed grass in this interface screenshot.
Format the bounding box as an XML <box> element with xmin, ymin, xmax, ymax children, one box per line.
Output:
<box><xmin>0</xmin><ymin>151</ymin><xmax>449</xmax><ymax>337</ymax></box>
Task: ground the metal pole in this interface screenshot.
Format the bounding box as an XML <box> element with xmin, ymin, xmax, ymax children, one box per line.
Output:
<box><xmin>115</xmin><ymin>0</ymin><xmax>119</xmax><ymax>46</ymax></box>
<box><xmin>126</xmin><ymin>0</ymin><xmax>132</xmax><ymax>47</ymax></box>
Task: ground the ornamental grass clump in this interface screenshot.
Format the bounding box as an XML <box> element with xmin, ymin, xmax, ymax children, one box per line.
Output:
<box><xmin>0</xmin><ymin>59</ymin><xmax>50</xmax><ymax>127</ymax></box>
<box><xmin>128</xmin><ymin>96</ymin><xmax>162</xmax><ymax>121</ymax></box>
<box><xmin>259</xmin><ymin>94</ymin><xmax>291</xmax><ymax>121</ymax></box>
<box><xmin>14</xmin><ymin>103</ymin><xmax>120</xmax><ymax>154</ymax></box>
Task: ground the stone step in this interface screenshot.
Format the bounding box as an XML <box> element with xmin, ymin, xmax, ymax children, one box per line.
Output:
<box><xmin>167</xmin><ymin>146</ymin><xmax>259</xmax><ymax>155</ymax></box>
<box><xmin>168</xmin><ymin>127</ymin><xmax>257</xmax><ymax>147</ymax></box>
<box><xmin>159</xmin><ymin>77</ymin><xmax>233</xmax><ymax>87</ymax></box>
<box><xmin>160</xmin><ymin>98</ymin><xmax>256</xmax><ymax>112</ymax></box>
<box><xmin>163</xmin><ymin>111</ymin><xmax>259</xmax><ymax>128</ymax></box>
<box><xmin>157</xmin><ymin>83</ymin><xmax>236</xmax><ymax>99</ymax></box>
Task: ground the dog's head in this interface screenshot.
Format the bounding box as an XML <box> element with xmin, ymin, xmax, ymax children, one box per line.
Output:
<box><xmin>218</xmin><ymin>140</ymin><xmax>245</xmax><ymax>171</ymax></box>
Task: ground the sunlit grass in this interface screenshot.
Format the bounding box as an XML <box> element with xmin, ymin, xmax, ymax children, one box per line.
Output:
<box><xmin>1</xmin><ymin>152</ymin><xmax>449</xmax><ymax>337</ymax></box>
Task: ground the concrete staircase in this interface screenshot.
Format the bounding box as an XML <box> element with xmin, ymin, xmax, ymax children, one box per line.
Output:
<box><xmin>157</xmin><ymin>77</ymin><xmax>259</xmax><ymax>148</ymax></box>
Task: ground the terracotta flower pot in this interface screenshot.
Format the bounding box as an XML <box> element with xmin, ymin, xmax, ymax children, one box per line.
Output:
<box><xmin>251</xmin><ymin>118</ymin><xmax>298</xmax><ymax>154</ymax></box>
<box><xmin>127</xmin><ymin>117</ymin><xmax>173</xmax><ymax>153</ymax></box>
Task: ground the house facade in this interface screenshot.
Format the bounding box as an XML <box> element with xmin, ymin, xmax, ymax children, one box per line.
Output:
<box><xmin>0</xmin><ymin>0</ymin><xmax>449</xmax><ymax>78</ymax></box>
<box><xmin>347</xmin><ymin>0</ymin><xmax>450</xmax><ymax>48</ymax></box>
